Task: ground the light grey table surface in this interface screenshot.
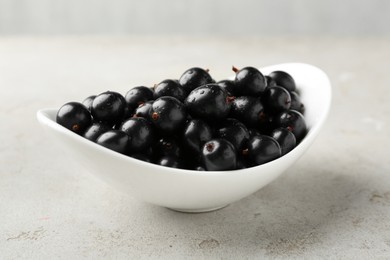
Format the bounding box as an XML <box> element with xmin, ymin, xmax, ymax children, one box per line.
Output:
<box><xmin>0</xmin><ymin>36</ymin><xmax>389</xmax><ymax>259</ymax></box>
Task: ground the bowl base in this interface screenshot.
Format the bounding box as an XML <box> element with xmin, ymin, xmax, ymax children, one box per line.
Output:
<box><xmin>167</xmin><ymin>204</ymin><xmax>229</xmax><ymax>213</ymax></box>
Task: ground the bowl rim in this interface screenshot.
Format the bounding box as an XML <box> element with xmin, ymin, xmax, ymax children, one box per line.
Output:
<box><xmin>37</xmin><ymin>62</ymin><xmax>332</xmax><ymax>177</ymax></box>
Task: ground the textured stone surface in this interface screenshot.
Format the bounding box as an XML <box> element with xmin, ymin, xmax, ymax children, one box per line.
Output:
<box><xmin>0</xmin><ymin>36</ymin><xmax>389</xmax><ymax>259</ymax></box>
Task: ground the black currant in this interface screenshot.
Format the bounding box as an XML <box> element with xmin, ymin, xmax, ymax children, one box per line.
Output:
<box><xmin>149</xmin><ymin>96</ymin><xmax>187</xmax><ymax>134</ymax></box>
<box><xmin>83</xmin><ymin>122</ymin><xmax>111</xmax><ymax>142</ymax></box>
<box><xmin>290</xmin><ymin>91</ymin><xmax>305</xmax><ymax>114</ymax></box>
<box><xmin>129</xmin><ymin>153</ymin><xmax>151</xmax><ymax>163</ymax></box>
<box><xmin>154</xmin><ymin>137</ymin><xmax>181</xmax><ymax>158</ymax></box>
<box><xmin>236</xmin><ymin>157</ymin><xmax>249</xmax><ymax>169</ymax></box>
<box><xmin>156</xmin><ymin>155</ymin><xmax>183</xmax><ymax>169</ymax></box>
<box><xmin>133</xmin><ymin>100</ymin><xmax>153</xmax><ymax>118</ymax></box>
<box><xmin>232</xmin><ymin>66</ymin><xmax>267</xmax><ymax>96</ymax></box>
<box><xmin>262</xmin><ymin>86</ymin><xmax>291</xmax><ymax>113</ymax></box>
<box><xmin>268</xmin><ymin>71</ymin><xmax>296</xmax><ymax>92</ymax></box>
<box><xmin>56</xmin><ymin>102</ymin><xmax>92</xmax><ymax>135</ymax></box>
<box><xmin>257</xmin><ymin>112</ymin><xmax>275</xmax><ymax>135</ymax></box>
<box><xmin>125</xmin><ymin>86</ymin><xmax>154</xmax><ymax>111</ymax></box>
<box><xmin>195</xmin><ymin>165</ymin><xmax>206</xmax><ymax>171</ymax></box>
<box><xmin>82</xmin><ymin>95</ymin><xmax>96</xmax><ymax>112</ymax></box>
<box><xmin>271</xmin><ymin>127</ymin><xmax>296</xmax><ymax>155</ymax></box>
<box><xmin>120</xmin><ymin>117</ymin><xmax>154</xmax><ymax>152</ymax></box>
<box><xmin>265</xmin><ymin>76</ymin><xmax>277</xmax><ymax>87</ymax></box>
<box><xmin>273</xmin><ymin>110</ymin><xmax>307</xmax><ymax>142</ymax></box>
<box><xmin>185</xmin><ymin>84</ymin><xmax>233</xmax><ymax>121</ymax></box>
<box><xmin>216</xmin><ymin>80</ymin><xmax>236</xmax><ymax>95</ymax></box>
<box><xmin>230</xmin><ymin>96</ymin><xmax>265</xmax><ymax>127</ymax></box>
<box><xmin>247</xmin><ymin>135</ymin><xmax>281</xmax><ymax>165</ymax></box>
<box><xmin>96</xmin><ymin>130</ymin><xmax>129</xmax><ymax>154</ymax></box>
<box><xmin>201</xmin><ymin>139</ymin><xmax>237</xmax><ymax>171</ymax></box>
<box><xmin>182</xmin><ymin>119</ymin><xmax>213</xmax><ymax>155</ymax></box>
<box><xmin>91</xmin><ymin>91</ymin><xmax>126</xmax><ymax>125</ymax></box>
<box><xmin>154</xmin><ymin>79</ymin><xmax>186</xmax><ymax>102</ymax></box>
<box><xmin>179</xmin><ymin>67</ymin><xmax>213</xmax><ymax>94</ymax></box>
<box><xmin>216</xmin><ymin>118</ymin><xmax>249</xmax><ymax>150</ymax></box>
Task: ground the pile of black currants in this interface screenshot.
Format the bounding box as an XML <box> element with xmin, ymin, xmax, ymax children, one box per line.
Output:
<box><xmin>56</xmin><ymin>66</ymin><xmax>306</xmax><ymax>171</ymax></box>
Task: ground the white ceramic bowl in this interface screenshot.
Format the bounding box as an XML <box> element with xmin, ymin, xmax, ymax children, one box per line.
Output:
<box><xmin>37</xmin><ymin>63</ymin><xmax>331</xmax><ymax>213</ymax></box>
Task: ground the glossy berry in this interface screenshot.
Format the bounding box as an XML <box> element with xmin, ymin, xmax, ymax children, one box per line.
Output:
<box><xmin>236</xmin><ymin>158</ymin><xmax>249</xmax><ymax>169</ymax></box>
<box><xmin>195</xmin><ymin>165</ymin><xmax>206</xmax><ymax>171</ymax></box>
<box><xmin>156</xmin><ymin>155</ymin><xmax>183</xmax><ymax>169</ymax></box>
<box><xmin>96</xmin><ymin>130</ymin><xmax>129</xmax><ymax>154</ymax></box>
<box><xmin>179</xmin><ymin>67</ymin><xmax>213</xmax><ymax>94</ymax></box>
<box><xmin>182</xmin><ymin>119</ymin><xmax>213</xmax><ymax>155</ymax></box>
<box><xmin>125</xmin><ymin>86</ymin><xmax>154</xmax><ymax>110</ymax></box>
<box><xmin>149</xmin><ymin>96</ymin><xmax>187</xmax><ymax>134</ymax></box>
<box><xmin>154</xmin><ymin>137</ymin><xmax>181</xmax><ymax>158</ymax></box>
<box><xmin>120</xmin><ymin>117</ymin><xmax>154</xmax><ymax>152</ymax></box>
<box><xmin>230</xmin><ymin>96</ymin><xmax>265</xmax><ymax>127</ymax></box>
<box><xmin>248</xmin><ymin>128</ymin><xmax>262</xmax><ymax>138</ymax></box>
<box><xmin>83</xmin><ymin>122</ymin><xmax>111</xmax><ymax>142</ymax></box>
<box><xmin>263</xmin><ymin>86</ymin><xmax>291</xmax><ymax>113</ymax></box>
<box><xmin>154</xmin><ymin>79</ymin><xmax>186</xmax><ymax>102</ymax></box>
<box><xmin>185</xmin><ymin>84</ymin><xmax>232</xmax><ymax>121</ymax></box>
<box><xmin>216</xmin><ymin>118</ymin><xmax>249</xmax><ymax>150</ymax></box>
<box><xmin>247</xmin><ymin>135</ymin><xmax>281</xmax><ymax>165</ymax></box>
<box><xmin>216</xmin><ymin>80</ymin><xmax>236</xmax><ymax>95</ymax></box>
<box><xmin>268</xmin><ymin>71</ymin><xmax>296</xmax><ymax>92</ymax></box>
<box><xmin>129</xmin><ymin>153</ymin><xmax>151</xmax><ymax>163</ymax></box>
<box><xmin>56</xmin><ymin>102</ymin><xmax>92</xmax><ymax>135</ymax></box>
<box><xmin>133</xmin><ymin>101</ymin><xmax>153</xmax><ymax>118</ymax></box>
<box><xmin>274</xmin><ymin>110</ymin><xmax>307</xmax><ymax>142</ymax></box>
<box><xmin>201</xmin><ymin>139</ymin><xmax>237</xmax><ymax>171</ymax></box>
<box><xmin>265</xmin><ymin>76</ymin><xmax>277</xmax><ymax>87</ymax></box>
<box><xmin>232</xmin><ymin>66</ymin><xmax>267</xmax><ymax>96</ymax></box>
<box><xmin>257</xmin><ymin>112</ymin><xmax>275</xmax><ymax>135</ymax></box>
<box><xmin>91</xmin><ymin>91</ymin><xmax>126</xmax><ymax>125</ymax></box>
<box><xmin>127</xmin><ymin>146</ymin><xmax>154</xmax><ymax>159</ymax></box>
<box><xmin>82</xmin><ymin>95</ymin><xmax>96</xmax><ymax>112</ymax></box>
<box><xmin>290</xmin><ymin>91</ymin><xmax>305</xmax><ymax>114</ymax></box>
<box><xmin>271</xmin><ymin>127</ymin><xmax>296</xmax><ymax>155</ymax></box>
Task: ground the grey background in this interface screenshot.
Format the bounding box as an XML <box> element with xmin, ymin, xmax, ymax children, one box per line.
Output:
<box><xmin>1</xmin><ymin>0</ymin><xmax>390</xmax><ymax>35</ymax></box>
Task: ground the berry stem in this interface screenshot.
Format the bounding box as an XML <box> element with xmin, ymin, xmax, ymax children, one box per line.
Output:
<box><xmin>226</xmin><ymin>96</ymin><xmax>235</xmax><ymax>104</ymax></box>
<box><xmin>151</xmin><ymin>112</ymin><xmax>159</xmax><ymax>121</ymax></box>
<box><xmin>232</xmin><ymin>66</ymin><xmax>239</xmax><ymax>73</ymax></box>
<box><xmin>258</xmin><ymin>111</ymin><xmax>266</xmax><ymax>122</ymax></box>
<box><xmin>72</xmin><ymin>124</ymin><xmax>80</xmax><ymax>132</ymax></box>
<box><xmin>206</xmin><ymin>143</ymin><xmax>214</xmax><ymax>152</ymax></box>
